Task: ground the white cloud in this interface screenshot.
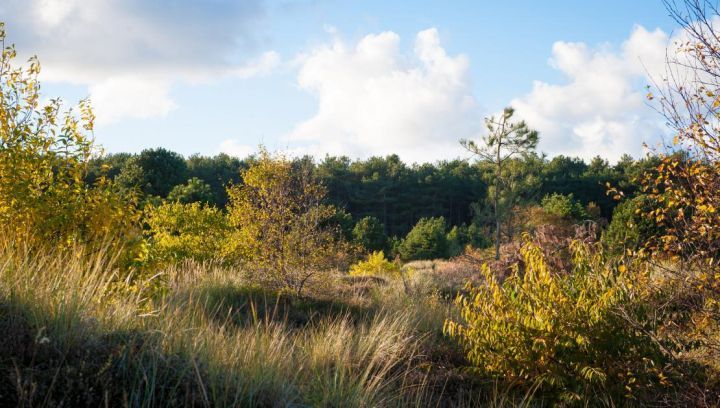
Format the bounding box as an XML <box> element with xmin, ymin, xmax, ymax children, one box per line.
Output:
<box><xmin>1</xmin><ymin>0</ymin><xmax>277</xmax><ymax>125</ymax></box>
<box><xmin>219</xmin><ymin>139</ymin><xmax>256</xmax><ymax>158</ymax></box>
<box><xmin>232</xmin><ymin>51</ymin><xmax>281</xmax><ymax>79</ymax></box>
<box><xmin>286</xmin><ymin>25</ymin><xmax>675</xmax><ymax>163</ymax></box>
<box><xmin>89</xmin><ymin>76</ymin><xmax>176</xmax><ymax>125</ymax></box>
<box><xmin>33</xmin><ymin>0</ymin><xmax>78</xmax><ymax>27</ymax></box>
<box><xmin>3</xmin><ymin>0</ymin><xmax>682</xmax><ymax>161</ymax></box>
<box><xmin>511</xmin><ymin>25</ymin><xmax>670</xmax><ymax>162</ymax></box>
<box><xmin>286</xmin><ymin>28</ymin><xmax>480</xmax><ymax>163</ymax></box>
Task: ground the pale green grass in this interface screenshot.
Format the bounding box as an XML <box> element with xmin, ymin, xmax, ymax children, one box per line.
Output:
<box><xmin>0</xmin><ymin>242</ymin><xmax>437</xmax><ymax>407</ymax></box>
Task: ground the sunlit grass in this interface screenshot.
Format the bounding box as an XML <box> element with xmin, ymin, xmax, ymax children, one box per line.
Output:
<box><xmin>0</xmin><ymin>241</ymin><xmax>448</xmax><ymax>407</ymax></box>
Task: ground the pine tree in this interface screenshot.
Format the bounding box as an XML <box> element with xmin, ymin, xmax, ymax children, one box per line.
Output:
<box><xmin>461</xmin><ymin>107</ymin><xmax>538</xmax><ymax>260</ymax></box>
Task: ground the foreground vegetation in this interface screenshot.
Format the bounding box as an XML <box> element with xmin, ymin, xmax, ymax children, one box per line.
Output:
<box><xmin>4</xmin><ymin>233</ymin><xmax>720</xmax><ymax>406</ymax></box>
<box><xmin>3</xmin><ymin>0</ymin><xmax>720</xmax><ymax>406</ymax></box>
<box><xmin>0</xmin><ymin>242</ymin><xmax>445</xmax><ymax>406</ymax></box>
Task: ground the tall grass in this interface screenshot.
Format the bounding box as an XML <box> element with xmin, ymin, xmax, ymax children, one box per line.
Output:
<box><xmin>0</xmin><ymin>240</ymin><xmax>435</xmax><ymax>407</ymax></box>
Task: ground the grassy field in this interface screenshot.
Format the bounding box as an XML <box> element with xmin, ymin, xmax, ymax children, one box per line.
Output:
<box><xmin>4</xmin><ymin>233</ymin><xmax>720</xmax><ymax>408</ymax></box>
<box><xmin>0</xmin><ymin>241</ymin><xmax>509</xmax><ymax>407</ymax></box>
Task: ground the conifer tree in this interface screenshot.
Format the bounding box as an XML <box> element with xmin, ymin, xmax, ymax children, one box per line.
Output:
<box><xmin>461</xmin><ymin>107</ymin><xmax>538</xmax><ymax>260</ymax></box>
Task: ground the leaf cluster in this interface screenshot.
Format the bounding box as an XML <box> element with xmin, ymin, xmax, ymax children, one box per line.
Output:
<box><xmin>445</xmin><ymin>240</ymin><xmax>670</xmax><ymax>400</ymax></box>
<box><xmin>144</xmin><ymin>201</ymin><xmax>230</xmax><ymax>265</ymax></box>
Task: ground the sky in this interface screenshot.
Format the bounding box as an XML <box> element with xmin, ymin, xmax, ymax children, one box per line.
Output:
<box><xmin>0</xmin><ymin>0</ymin><xmax>679</xmax><ymax>163</ymax></box>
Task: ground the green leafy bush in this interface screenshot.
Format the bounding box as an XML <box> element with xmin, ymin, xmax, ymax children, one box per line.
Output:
<box><xmin>352</xmin><ymin>216</ymin><xmax>386</xmax><ymax>252</ymax></box>
<box><xmin>398</xmin><ymin>217</ymin><xmax>449</xmax><ymax>261</ymax></box>
<box><xmin>603</xmin><ymin>195</ymin><xmax>662</xmax><ymax>255</ymax></box>
<box><xmin>446</xmin><ymin>223</ymin><xmax>490</xmax><ymax>257</ymax></box>
<box><xmin>167</xmin><ymin>177</ymin><xmax>215</xmax><ymax>204</ymax></box>
<box><xmin>331</xmin><ymin>208</ymin><xmax>356</xmax><ymax>241</ymax></box>
<box><xmin>446</xmin><ymin>226</ymin><xmax>465</xmax><ymax>258</ymax></box>
<box><xmin>541</xmin><ymin>193</ymin><xmax>587</xmax><ymax>220</ymax></box>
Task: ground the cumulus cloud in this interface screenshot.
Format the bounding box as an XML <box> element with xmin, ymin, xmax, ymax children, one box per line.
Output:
<box><xmin>511</xmin><ymin>26</ymin><xmax>670</xmax><ymax>161</ymax></box>
<box><xmin>89</xmin><ymin>76</ymin><xmax>176</xmax><ymax>125</ymax></box>
<box><xmin>286</xmin><ymin>25</ymin><xmax>675</xmax><ymax>163</ymax></box>
<box><xmin>286</xmin><ymin>28</ymin><xmax>480</xmax><ymax>163</ymax></box>
<box><xmin>0</xmin><ymin>0</ymin><xmax>278</xmax><ymax>124</ymax></box>
<box><xmin>219</xmin><ymin>139</ymin><xmax>256</xmax><ymax>158</ymax></box>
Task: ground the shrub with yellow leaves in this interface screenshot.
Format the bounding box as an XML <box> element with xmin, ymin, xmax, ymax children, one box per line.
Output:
<box><xmin>224</xmin><ymin>149</ymin><xmax>347</xmax><ymax>296</ymax></box>
<box><xmin>445</xmin><ymin>238</ymin><xmax>671</xmax><ymax>401</ymax></box>
<box><xmin>632</xmin><ymin>1</ymin><xmax>720</xmax><ymax>359</ymax></box>
<box><xmin>144</xmin><ymin>201</ymin><xmax>230</xmax><ymax>265</ymax></box>
<box><xmin>0</xmin><ymin>23</ymin><xmax>139</xmax><ymax>251</ymax></box>
<box><xmin>349</xmin><ymin>251</ymin><xmax>402</xmax><ymax>278</ymax></box>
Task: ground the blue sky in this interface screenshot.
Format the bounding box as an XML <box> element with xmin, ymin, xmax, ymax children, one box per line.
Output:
<box><xmin>0</xmin><ymin>0</ymin><xmax>677</xmax><ymax>163</ymax></box>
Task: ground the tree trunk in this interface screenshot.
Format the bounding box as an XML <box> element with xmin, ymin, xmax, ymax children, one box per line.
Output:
<box><xmin>495</xmin><ymin>209</ymin><xmax>500</xmax><ymax>260</ymax></box>
<box><xmin>494</xmin><ymin>142</ymin><xmax>501</xmax><ymax>261</ymax></box>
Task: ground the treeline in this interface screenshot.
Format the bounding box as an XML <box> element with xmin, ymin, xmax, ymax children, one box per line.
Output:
<box><xmin>88</xmin><ymin>148</ymin><xmax>657</xmax><ymax>237</ymax></box>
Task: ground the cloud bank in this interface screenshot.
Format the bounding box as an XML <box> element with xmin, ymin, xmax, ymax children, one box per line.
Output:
<box><xmin>3</xmin><ymin>0</ymin><xmax>676</xmax><ymax>161</ymax></box>
<box><xmin>0</xmin><ymin>0</ymin><xmax>278</xmax><ymax>124</ymax></box>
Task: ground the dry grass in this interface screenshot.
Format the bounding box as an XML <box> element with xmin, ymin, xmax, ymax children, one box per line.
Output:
<box><xmin>403</xmin><ymin>258</ymin><xmax>480</xmax><ymax>299</ymax></box>
<box><xmin>0</xmin><ymin>241</ymin><xmax>447</xmax><ymax>407</ymax></box>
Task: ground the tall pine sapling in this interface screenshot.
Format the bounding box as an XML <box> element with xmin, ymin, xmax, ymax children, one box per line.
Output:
<box><xmin>461</xmin><ymin>107</ymin><xmax>538</xmax><ymax>260</ymax></box>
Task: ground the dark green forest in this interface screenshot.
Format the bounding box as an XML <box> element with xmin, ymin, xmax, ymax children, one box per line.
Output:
<box><xmin>90</xmin><ymin>148</ymin><xmax>655</xmax><ymax>237</ymax></box>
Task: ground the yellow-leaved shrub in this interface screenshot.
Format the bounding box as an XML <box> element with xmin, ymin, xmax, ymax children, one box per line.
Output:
<box><xmin>349</xmin><ymin>251</ymin><xmax>401</xmax><ymax>278</ymax></box>
<box><xmin>444</xmin><ymin>239</ymin><xmax>670</xmax><ymax>401</ymax></box>
<box><xmin>224</xmin><ymin>149</ymin><xmax>346</xmax><ymax>296</ymax></box>
<box><xmin>0</xmin><ymin>22</ymin><xmax>139</xmax><ymax>251</ymax></box>
<box><xmin>145</xmin><ymin>201</ymin><xmax>229</xmax><ymax>265</ymax></box>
